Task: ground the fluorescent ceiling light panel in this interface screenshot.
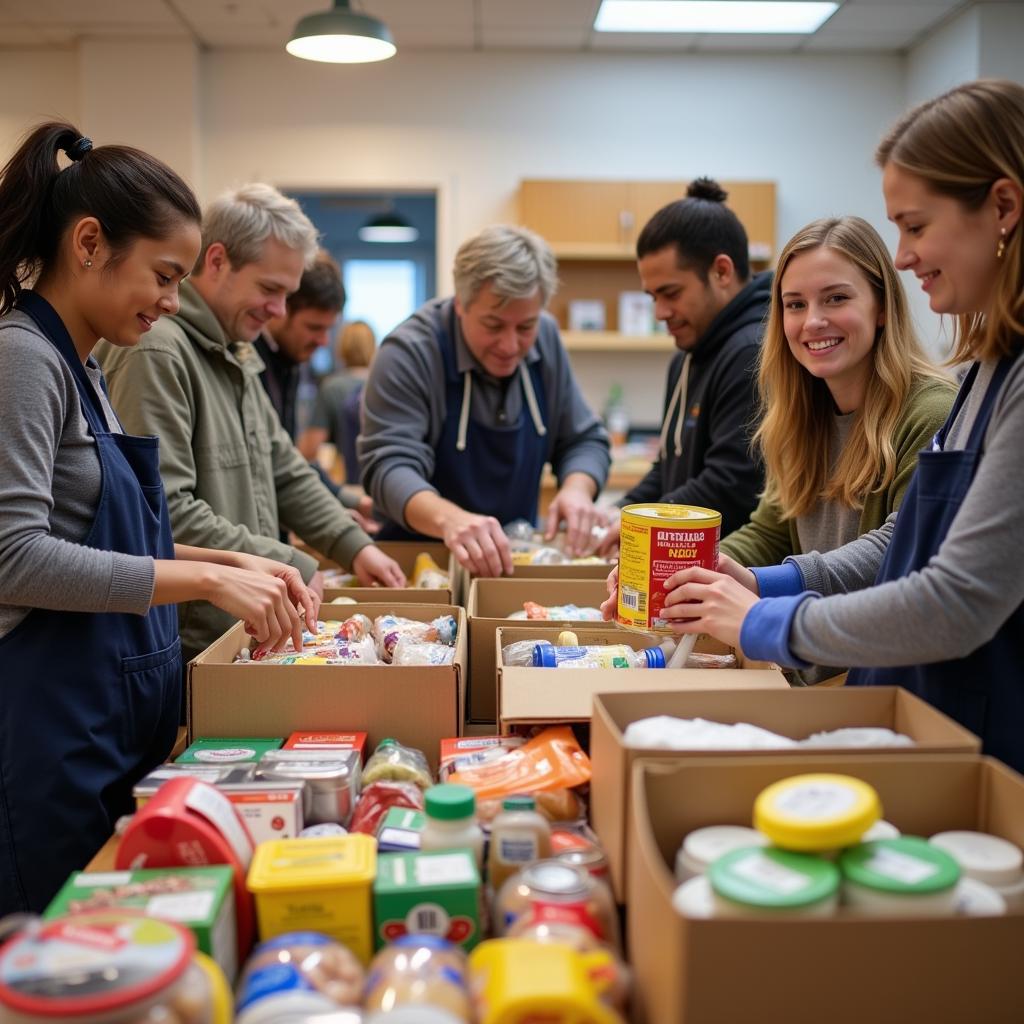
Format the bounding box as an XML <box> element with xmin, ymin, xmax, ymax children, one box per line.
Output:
<box><xmin>595</xmin><ymin>1</ymin><xmax>838</xmax><ymax>34</ymax></box>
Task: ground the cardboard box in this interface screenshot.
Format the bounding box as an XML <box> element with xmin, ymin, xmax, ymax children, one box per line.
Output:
<box><xmin>591</xmin><ymin>687</ymin><xmax>983</xmax><ymax>899</ymax></box>
<box><xmin>467</xmin><ymin>577</ymin><xmax>615</xmax><ymax>725</ymax></box>
<box><xmin>319</xmin><ymin>540</ymin><xmax>459</xmax><ymax>604</ymax></box>
<box><xmin>188</xmin><ymin>604</ymin><xmax>468</xmax><ymax>773</ymax></box>
<box><xmin>496</xmin><ymin>627</ymin><xmax>786</xmax><ymax>734</ymax></box>
<box><xmin>627</xmin><ymin>754</ymin><xmax>1024</xmax><ymax>1024</ymax></box>
<box><xmin>454</xmin><ymin>560</ymin><xmax>613</xmax><ymax>606</ymax></box>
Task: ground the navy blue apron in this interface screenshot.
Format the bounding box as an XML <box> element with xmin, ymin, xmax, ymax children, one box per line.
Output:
<box><xmin>379</xmin><ymin>305</ymin><xmax>549</xmax><ymax>540</ymax></box>
<box><xmin>848</xmin><ymin>354</ymin><xmax>1024</xmax><ymax>772</ymax></box>
<box><xmin>0</xmin><ymin>292</ymin><xmax>181</xmax><ymax>913</ymax></box>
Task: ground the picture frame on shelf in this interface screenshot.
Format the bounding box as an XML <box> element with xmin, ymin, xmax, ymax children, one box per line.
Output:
<box><xmin>618</xmin><ymin>291</ymin><xmax>654</xmax><ymax>336</ymax></box>
<box><xmin>568</xmin><ymin>299</ymin><xmax>606</xmax><ymax>332</ymax></box>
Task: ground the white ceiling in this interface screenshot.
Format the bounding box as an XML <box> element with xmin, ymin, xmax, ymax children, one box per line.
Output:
<box><xmin>0</xmin><ymin>0</ymin><xmax>989</xmax><ymax>54</ymax></box>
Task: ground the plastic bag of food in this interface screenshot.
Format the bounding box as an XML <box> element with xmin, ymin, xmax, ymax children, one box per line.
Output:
<box><xmin>438</xmin><ymin>736</ymin><xmax>527</xmax><ymax>782</ymax></box>
<box><xmin>411</xmin><ymin>552</ymin><xmax>451</xmax><ymax>590</ymax></box>
<box><xmin>448</xmin><ymin>726</ymin><xmax>591</xmax><ymax>801</ymax></box>
<box><xmin>373</xmin><ymin>614</ymin><xmax>458</xmax><ymax>663</ymax></box>
<box><xmin>508</xmin><ymin>602</ymin><xmax>604</xmax><ymax>621</ymax></box>
<box><xmin>684</xmin><ymin>651</ymin><xmax>738</xmax><ymax>670</ymax></box>
<box><xmin>348</xmin><ymin>780</ymin><xmax>425</xmax><ymax>835</ymax></box>
<box><xmin>362</xmin><ymin>738</ymin><xmax>434</xmax><ymax>789</ymax></box>
<box><xmin>392</xmin><ymin>637</ymin><xmax>456</xmax><ymax>666</ymax></box>
<box><xmin>477</xmin><ymin>786</ymin><xmax>584</xmax><ymax>827</ymax></box>
<box><xmin>337</xmin><ymin>613</ymin><xmax>373</xmax><ymax>642</ymax></box>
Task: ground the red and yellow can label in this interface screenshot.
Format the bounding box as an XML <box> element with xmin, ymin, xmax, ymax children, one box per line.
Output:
<box><xmin>616</xmin><ymin>504</ymin><xmax>721</xmax><ymax>633</ymax></box>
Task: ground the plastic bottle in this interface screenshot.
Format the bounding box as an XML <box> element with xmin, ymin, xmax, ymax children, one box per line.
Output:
<box><xmin>531</xmin><ymin>642</ymin><xmax>665</xmax><ymax>669</ymax></box>
<box><xmin>363</xmin><ymin>935</ymin><xmax>470</xmax><ymax>1021</ymax></box>
<box><xmin>419</xmin><ymin>784</ymin><xmax>485</xmax><ymax>870</ymax></box>
<box><xmin>708</xmin><ymin>846</ymin><xmax>840</xmax><ymax>918</ymax></box>
<box><xmin>488</xmin><ymin>796</ymin><xmax>552</xmax><ymax>891</ymax></box>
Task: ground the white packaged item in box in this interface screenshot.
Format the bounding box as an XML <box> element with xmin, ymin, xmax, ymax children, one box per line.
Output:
<box><xmin>623</xmin><ymin>716</ymin><xmax>797</xmax><ymax>751</ymax></box>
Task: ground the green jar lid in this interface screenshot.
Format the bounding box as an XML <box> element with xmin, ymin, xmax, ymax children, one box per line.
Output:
<box><xmin>840</xmin><ymin>836</ymin><xmax>960</xmax><ymax>894</ymax></box>
<box><xmin>377</xmin><ymin>738</ymin><xmax>398</xmax><ymax>748</ymax></box>
<box><xmin>503</xmin><ymin>796</ymin><xmax>536</xmax><ymax>812</ymax></box>
<box><xmin>709</xmin><ymin>846</ymin><xmax>840</xmax><ymax>910</ymax></box>
<box><xmin>425</xmin><ymin>784</ymin><xmax>476</xmax><ymax>821</ymax></box>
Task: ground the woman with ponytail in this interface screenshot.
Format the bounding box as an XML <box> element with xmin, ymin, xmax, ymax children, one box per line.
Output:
<box><xmin>0</xmin><ymin>123</ymin><xmax>319</xmax><ymax>913</ymax></box>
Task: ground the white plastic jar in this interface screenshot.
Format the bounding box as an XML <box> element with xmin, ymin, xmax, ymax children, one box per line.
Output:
<box><xmin>708</xmin><ymin>846</ymin><xmax>840</xmax><ymax>918</ymax></box>
<box><xmin>953</xmin><ymin>876</ymin><xmax>1008</xmax><ymax>916</ymax></box>
<box><xmin>671</xmin><ymin>875</ymin><xmax>715</xmax><ymax>918</ymax></box>
<box><xmin>420</xmin><ymin>784</ymin><xmax>484</xmax><ymax>871</ymax></box>
<box><xmin>840</xmin><ymin>837</ymin><xmax>960</xmax><ymax>916</ymax></box>
<box><xmin>929</xmin><ymin>830</ymin><xmax>1024</xmax><ymax>909</ymax></box>
<box><xmin>674</xmin><ymin>825</ymin><xmax>768</xmax><ymax>883</ymax></box>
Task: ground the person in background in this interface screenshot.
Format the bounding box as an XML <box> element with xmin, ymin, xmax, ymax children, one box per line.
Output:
<box><xmin>97</xmin><ymin>183</ymin><xmax>404</xmax><ymax>664</ymax></box>
<box><xmin>0</xmin><ymin>123</ymin><xmax>316</xmax><ymax>913</ymax></box>
<box><xmin>255</xmin><ymin>253</ymin><xmax>375</xmax><ymax>530</ymax></box>
<box><xmin>298</xmin><ymin>318</ymin><xmax>377</xmax><ymax>487</ymax></box>
<box><xmin>598</xmin><ymin>178</ymin><xmax>770</xmax><ymax>554</ymax></box>
<box><xmin>604</xmin><ymin>215</ymin><xmax>955</xmax><ymax>683</ymax></box>
<box><xmin>359</xmin><ymin>224</ymin><xmax>611</xmax><ymax>576</ymax></box>
<box><xmin>651</xmin><ymin>80</ymin><xmax>1024</xmax><ymax>771</ymax></box>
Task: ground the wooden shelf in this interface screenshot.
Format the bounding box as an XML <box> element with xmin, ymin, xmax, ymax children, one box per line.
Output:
<box><xmin>562</xmin><ymin>330</ymin><xmax>675</xmax><ymax>352</ymax></box>
<box><xmin>551</xmin><ymin>243</ymin><xmax>636</xmax><ymax>260</ymax></box>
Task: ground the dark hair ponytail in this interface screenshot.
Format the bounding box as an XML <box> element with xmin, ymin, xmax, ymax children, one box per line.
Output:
<box><xmin>636</xmin><ymin>175</ymin><xmax>750</xmax><ymax>282</ymax></box>
<box><xmin>0</xmin><ymin>121</ymin><xmax>201</xmax><ymax>314</ymax></box>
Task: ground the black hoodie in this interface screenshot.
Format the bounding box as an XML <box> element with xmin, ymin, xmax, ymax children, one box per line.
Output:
<box><xmin>619</xmin><ymin>271</ymin><xmax>771</xmax><ymax>535</ymax></box>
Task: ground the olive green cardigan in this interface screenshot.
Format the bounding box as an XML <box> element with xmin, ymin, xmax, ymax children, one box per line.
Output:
<box><xmin>721</xmin><ymin>376</ymin><xmax>956</xmax><ymax>567</ymax></box>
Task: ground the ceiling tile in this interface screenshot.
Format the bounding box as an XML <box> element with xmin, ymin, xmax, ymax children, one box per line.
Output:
<box><xmin>589</xmin><ymin>31</ymin><xmax>699</xmax><ymax>50</ymax></box>
<box><xmin>817</xmin><ymin>4</ymin><xmax>955</xmax><ymax>34</ymax></box>
<box><xmin>360</xmin><ymin>0</ymin><xmax>475</xmax><ymax>28</ymax></box>
<box><xmin>480</xmin><ymin>0</ymin><xmax>598</xmax><ymax>30</ymax></box>
<box><xmin>803</xmin><ymin>29</ymin><xmax>918</xmax><ymax>50</ymax></box>
<box><xmin>480</xmin><ymin>27</ymin><xmax>591</xmax><ymax>49</ymax></box>
<box><xmin>11</xmin><ymin>0</ymin><xmax>178</xmax><ymax>27</ymax></box>
<box><xmin>695</xmin><ymin>32</ymin><xmax>807</xmax><ymax>50</ymax></box>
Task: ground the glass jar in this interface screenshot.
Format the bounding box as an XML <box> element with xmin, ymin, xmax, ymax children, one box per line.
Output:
<box><xmin>419</xmin><ymin>786</ymin><xmax>484</xmax><ymax>871</ymax></box>
<box><xmin>363</xmin><ymin>935</ymin><xmax>470</xmax><ymax>1021</ymax></box>
<box><xmin>0</xmin><ymin>910</ymin><xmax>229</xmax><ymax>1023</ymax></box>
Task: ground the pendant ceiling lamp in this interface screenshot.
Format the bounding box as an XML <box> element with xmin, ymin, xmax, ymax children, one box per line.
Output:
<box><xmin>287</xmin><ymin>0</ymin><xmax>397</xmax><ymax>64</ymax></box>
<box><xmin>359</xmin><ymin>210</ymin><xmax>419</xmax><ymax>243</ymax></box>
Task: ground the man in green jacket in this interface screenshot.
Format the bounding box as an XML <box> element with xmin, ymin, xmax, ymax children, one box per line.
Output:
<box><xmin>98</xmin><ymin>183</ymin><xmax>404</xmax><ymax>661</ymax></box>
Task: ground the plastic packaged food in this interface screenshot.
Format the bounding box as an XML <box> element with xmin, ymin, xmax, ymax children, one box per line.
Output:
<box><xmin>708</xmin><ymin>846</ymin><xmax>840</xmax><ymax>918</ymax></box>
<box><xmin>683</xmin><ymin>652</ymin><xmax>738</xmax><ymax>670</ymax></box>
<box><xmin>420</xmin><ymin>785</ymin><xmax>484</xmax><ymax>870</ymax></box>
<box><xmin>364</xmin><ymin>936</ymin><xmax>470</xmax><ymax>1021</ymax></box>
<box><xmin>532</xmin><ymin>642</ymin><xmax>665</xmax><ymax>669</ymax></box>
<box><xmin>362</xmin><ymin>739</ymin><xmax>434</xmax><ymax>790</ymax></box>
<box><xmin>800</xmin><ymin>727</ymin><xmax>915</xmax><ymax>748</ymax></box>
<box><xmin>754</xmin><ymin>773</ymin><xmax>882</xmax><ymax>852</ymax></box>
<box><xmin>507</xmin><ymin>603</ymin><xmax>604</xmax><ymax>621</ymax></box>
<box><xmin>411</xmin><ymin>552</ymin><xmax>451</xmax><ymax>590</ymax></box>
<box><xmin>338</xmin><ymin>614</ymin><xmax>374</xmax><ymax>641</ymax></box>
<box><xmin>373</xmin><ymin>616</ymin><xmax>457</xmax><ymax>664</ymax></box>
<box><xmin>235</xmin><ymin>932</ymin><xmax>364</xmax><ymax>1023</ymax></box>
<box><xmin>674</xmin><ymin>825</ymin><xmax>769</xmax><ymax>882</ymax></box>
<box><xmin>349</xmin><ymin>781</ymin><xmax>426</xmax><ymax>836</ymax></box>
<box><xmin>438</xmin><ymin>737</ymin><xmax>527</xmax><ymax>782</ymax></box>
<box><xmin>392</xmin><ymin>638</ymin><xmax>456</xmax><ymax>666</ymax></box>
<box><xmin>622</xmin><ymin>716</ymin><xmax>795</xmax><ymax>751</ymax></box>
<box><xmin>501</xmin><ymin>640</ymin><xmax>542</xmax><ymax>667</ymax></box>
<box><xmin>0</xmin><ymin>911</ymin><xmax>231</xmax><ymax>1023</ymax></box>
<box><xmin>447</xmin><ymin>726</ymin><xmax>591</xmax><ymax>802</ymax></box>
<box><xmin>246</xmin><ymin>838</ymin><xmax>376</xmax><ymax>962</ymax></box>
<box><xmin>839</xmin><ymin>837</ymin><xmax>961</xmax><ymax>916</ymax></box>
<box><xmin>550</xmin><ymin>829</ymin><xmax>610</xmax><ymax>879</ymax></box>
<box><xmin>488</xmin><ymin>796</ymin><xmax>552</xmax><ymax>891</ymax></box>
<box><xmin>256</xmin><ymin>749</ymin><xmax>362</xmax><ymax>827</ymax></box>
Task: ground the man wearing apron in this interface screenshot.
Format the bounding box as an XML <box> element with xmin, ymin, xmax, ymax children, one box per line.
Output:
<box><xmin>359</xmin><ymin>225</ymin><xmax>611</xmax><ymax>576</ymax></box>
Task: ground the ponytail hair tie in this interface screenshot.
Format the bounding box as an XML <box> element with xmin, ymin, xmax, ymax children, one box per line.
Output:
<box><xmin>66</xmin><ymin>136</ymin><xmax>93</xmax><ymax>162</ymax></box>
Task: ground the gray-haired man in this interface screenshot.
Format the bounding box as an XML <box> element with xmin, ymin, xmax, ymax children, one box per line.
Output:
<box><xmin>359</xmin><ymin>224</ymin><xmax>611</xmax><ymax>576</ymax></box>
<box><xmin>97</xmin><ymin>183</ymin><xmax>404</xmax><ymax>662</ymax></box>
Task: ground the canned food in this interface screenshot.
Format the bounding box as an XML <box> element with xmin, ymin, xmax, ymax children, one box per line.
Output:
<box><xmin>616</xmin><ymin>503</ymin><xmax>721</xmax><ymax>633</ymax></box>
<box><xmin>256</xmin><ymin>750</ymin><xmax>361</xmax><ymax>827</ymax></box>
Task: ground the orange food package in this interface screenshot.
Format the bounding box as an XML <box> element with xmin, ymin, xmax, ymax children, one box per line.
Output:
<box><xmin>447</xmin><ymin>726</ymin><xmax>591</xmax><ymax>801</ymax></box>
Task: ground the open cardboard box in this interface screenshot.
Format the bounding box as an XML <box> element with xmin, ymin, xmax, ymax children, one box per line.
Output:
<box><xmin>496</xmin><ymin>626</ymin><xmax>786</xmax><ymax>734</ymax></box>
<box><xmin>315</xmin><ymin>540</ymin><xmax>459</xmax><ymax>605</ymax></box>
<box><xmin>628</xmin><ymin>753</ymin><xmax>1024</xmax><ymax>1024</ymax></box>
<box><xmin>466</xmin><ymin>577</ymin><xmax>615</xmax><ymax>725</ymax></box>
<box><xmin>453</xmin><ymin>560</ymin><xmax>613</xmax><ymax>610</ymax></box>
<box><xmin>187</xmin><ymin>604</ymin><xmax>467</xmax><ymax>772</ymax></box>
<box><xmin>591</xmin><ymin>687</ymin><xmax>982</xmax><ymax>899</ymax></box>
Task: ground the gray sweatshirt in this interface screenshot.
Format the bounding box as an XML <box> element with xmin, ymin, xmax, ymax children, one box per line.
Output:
<box><xmin>0</xmin><ymin>310</ymin><xmax>155</xmax><ymax>638</ymax></box>
<box><xmin>785</xmin><ymin>356</ymin><xmax>1024</xmax><ymax>666</ymax></box>
<box><xmin>359</xmin><ymin>297</ymin><xmax>611</xmax><ymax>529</ymax></box>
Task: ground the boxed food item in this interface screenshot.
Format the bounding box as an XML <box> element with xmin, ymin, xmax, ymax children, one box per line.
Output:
<box><xmin>45</xmin><ymin>866</ymin><xmax>238</xmax><ymax>982</ymax></box>
<box><xmin>466</xmin><ymin>577</ymin><xmax>615</xmax><ymax>725</ymax></box>
<box><xmin>496</xmin><ymin>627</ymin><xmax>785</xmax><ymax>733</ymax></box>
<box><xmin>590</xmin><ymin>687</ymin><xmax>982</xmax><ymax>899</ymax></box>
<box><xmin>628</xmin><ymin>754</ymin><xmax>1024</xmax><ymax>1024</ymax></box>
<box><xmin>374</xmin><ymin>849</ymin><xmax>482</xmax><ymax>952</ymax></box>
<box><xmin>376</xmin><ymin>807</ymin><xmax>426</xmax><ymax>853</ymax></box>
<box><xmin>176</xmin><ymin>737</ymin><xmax>283</xmax><ymax>764</ymax></box>
<box><xmin>188</xmin><ymin>604</ymin><xmax>468</xmax><ymax>772</ymax></box>
<box><xmin>439</xmin><ymin>735</ymin><xmax>527</xmax><ymax>782</ymax></box>
<box><xmin>283</xmin><ymin>731</ymin><xmax>368</xmax><ymax>762</ymax></box>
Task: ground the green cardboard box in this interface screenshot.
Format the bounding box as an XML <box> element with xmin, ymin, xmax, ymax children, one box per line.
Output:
<box><xmin>373</xmin><ymin>850</ymin><xmax>481</xmax><ymax>952</ymax></box>
<box><xmin>45</xmin><ymin>866</ymin><xmax>238</xmax><ymax>981</ymax></box>
<box><xmin>376</xmin><ymin>808</ymin><xmax>426</xmax><ymax>853</ymax></box>
<box><xmin>176</xmin><ymin>736</ymin><xmax>283</xmax><ymax>764</ymax></box>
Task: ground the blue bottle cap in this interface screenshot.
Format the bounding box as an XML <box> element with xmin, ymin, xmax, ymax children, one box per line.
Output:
<box><xmin>643</xmin><ymin>647</ymin><xmax>666</xmax><ymax>668</ymax></box>
<box><xmin>532</xmin><ymin>642</ymin><xmax>557</xmax><ymax>668</ymax></box>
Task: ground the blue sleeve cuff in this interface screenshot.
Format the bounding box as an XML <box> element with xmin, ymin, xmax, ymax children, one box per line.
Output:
<box><xmin>740</xmin><ymin>594</ymin><xmax>817</xmax><ymax>669</ymax></box>
<box><xmin>751</xmin><ymin>561</ymin><xmax>804</xmax><ymax>598</ymax></box>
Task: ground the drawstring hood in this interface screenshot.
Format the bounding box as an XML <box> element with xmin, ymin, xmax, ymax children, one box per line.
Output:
<box><xmin>659</xmin><ymin>352</ymin><xmax>692</xmax><ymax>459</ymax></box>
<box><xmin>456</xmin><ymin>360</ymin><xmax>547</xmax><ymax>452</ymax></box>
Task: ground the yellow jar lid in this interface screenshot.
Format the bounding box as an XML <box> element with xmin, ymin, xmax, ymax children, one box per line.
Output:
<box><xmin>247</xmin><ymin>834</ymin><xmax>377</xmax><ymax>892</ymax></box>
<box><xmin>192</xmin><ymin>951</ymin><xmax>233</xmax><ymax>1024</ymax></box>
<box><xmin>754</xmin><ymin>774</ymin><xmax>881</xmax><ymax>852</ymax></box>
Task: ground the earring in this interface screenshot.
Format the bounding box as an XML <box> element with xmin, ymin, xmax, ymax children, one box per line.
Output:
<box><xmin>83</xmin><ymin>259</ymin><xmax>93</xmax><ymax>268</ymax></box>
<box><xmin>996</xmin><ymin>228</ymin><xmax>1007</xmax><ymax>260</ymax></box>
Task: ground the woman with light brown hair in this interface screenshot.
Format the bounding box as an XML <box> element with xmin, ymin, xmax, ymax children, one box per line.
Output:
<box><xmin>653</xmin><ymin>79</ymin><xmax>1024</xmax><ymax>770</ymax></box>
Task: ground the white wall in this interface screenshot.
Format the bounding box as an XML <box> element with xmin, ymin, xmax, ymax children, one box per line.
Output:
<box><xmin>0</xmin><ymin>50</ymin><xmax>78</xmax><ymax>143</ymax></box>
<box><xmin>978</xmin><ymin>2</ymin><xmax>1024</xmax><ymax>78</ymax></box>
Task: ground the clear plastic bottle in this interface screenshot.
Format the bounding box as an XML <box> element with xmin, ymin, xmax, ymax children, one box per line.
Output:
<box><xmin>419</xmin><ymin>784</ymin><xmax>484</xmax><ymax>871</ymax></box>
<box><xmin>531</xmin><ymin>642</ymin><xmax>665</xmax><ymax>669</ymax></box>
<box><xmin>363</xmin><ymin>935</ymin><xmax>470</xmax><ymax>1021</ymax></box>
<box><xmin>487</xmin><ymin>796</ymin><xmax>552</xmax><ymax>891</ymax></box>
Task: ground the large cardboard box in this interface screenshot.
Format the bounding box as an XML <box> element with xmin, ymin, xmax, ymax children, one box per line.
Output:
<box><xmin>591</xmin><ymin>687</ymin><xmax>982</xmax><ymax>899</ymax></box>
<box><xmin>467</xmin><ymin>577</ymin><xmax>614</xmax><ymax>725</ymax></box>
<box><xmin>453</xmin><ymin>560</ymin><xmax>613</xmax><ymax>610</ymax></box>
<box><xmin>188</xmin><ymin>604</ymin><xmax>467</xmax><ymax>772</ymax></box>
<box><xmin>628</xmin><ymin>754</ymin><xmax>1024</xmax><ymax>1024</ymax></box>
<box><xmin>317</xmin><ymin>540</ymin><xmax>458</xmax><ymax>605</ymax></box>
<box><xmin>496</xmin><ymin>627</ymin><xmax>786</xmax><ymax>734</ymax></box>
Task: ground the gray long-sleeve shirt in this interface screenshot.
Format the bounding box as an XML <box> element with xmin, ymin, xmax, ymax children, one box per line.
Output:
<box><xmin>0</xmin><ymin>310</ymin><xmax>155</xmax><ymax>638</ymax></box>
<box><xmin>359</xmin><ymin>297</ymin><xmax>611</xmax><ymax>529</ymax></box>
<box><xmin>784</xmin><ymin>356</ymin><xmax>1024</xmax><ymax>667</ymax></box>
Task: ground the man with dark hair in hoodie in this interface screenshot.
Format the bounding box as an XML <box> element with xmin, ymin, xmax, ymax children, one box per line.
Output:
<box><xmin>599</xmin><ymin>177</ymin><xmax>770</xmax><ymax>551</ymax></box>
